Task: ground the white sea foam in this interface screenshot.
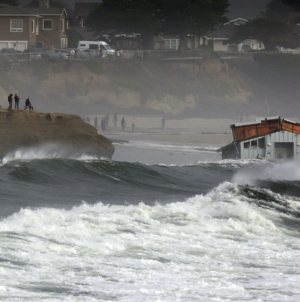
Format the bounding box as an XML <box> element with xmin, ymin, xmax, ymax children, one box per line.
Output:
<box><xmin>0</xmin><ymin>182</ymin><xmax>300</xmax><ymax>301</ymax></box>
<box><xmin>1</xmin><ymin>144</ymin><xmax>105</xmax><ymax>164</ymax></box>
<box><xmin>200</xmin><ymin>158</ymin><xmax>267</xmax><ymax>167</ymax></box>
<box><xmin>116</xmin><ymin>140</ymin><xmax>218</xmax><ymax>153</ymax></box>
<box><xmin>233</xmin><ymin>159</ymin><xmax>300</xmax><ymax>185</ymax></box>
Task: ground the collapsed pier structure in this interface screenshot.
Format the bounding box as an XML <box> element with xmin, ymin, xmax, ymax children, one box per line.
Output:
<box><xmin>218</xmin><ymin>116</ymin><xmax>300</xmax><ymax>160</ymax></box>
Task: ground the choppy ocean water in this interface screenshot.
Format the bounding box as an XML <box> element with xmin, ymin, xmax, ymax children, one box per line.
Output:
<box><xmin>1</xmin><ymin>142</ymin><xmax>300</xmax><ymax>301</ymax></box>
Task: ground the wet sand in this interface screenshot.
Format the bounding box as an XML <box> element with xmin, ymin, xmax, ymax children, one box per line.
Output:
<box><xmin>100</xmin><ymin>117</ymin><xmax>239</xmax><ymax>146</ymax></box>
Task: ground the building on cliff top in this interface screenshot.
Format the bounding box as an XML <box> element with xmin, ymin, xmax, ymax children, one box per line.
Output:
<box><xmin>218</xmin><ymin>116</ymin><xmax>300</xmax><ymax>160</ymax></box>
<box><xmin>0</xmin><ymin>0</ymin><xmax>68</xmax><ymax>51</ymax></box>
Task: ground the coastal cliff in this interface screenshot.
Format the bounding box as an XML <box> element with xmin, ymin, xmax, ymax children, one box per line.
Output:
<box><xmin>1</xmin><ymin>53</ymin><xmax>300</xmax><ymax>118</ymax></box>
<box><xmin>0</xmin><ymin>109</ymin><xmax>115</xmax><ymax>159</ymax></box>
<box><xmin>0</xmin><ymin>57</ymin><xmax>252</xmax><ymax>118</ymax></box>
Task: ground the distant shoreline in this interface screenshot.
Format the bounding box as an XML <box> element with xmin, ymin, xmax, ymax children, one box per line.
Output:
<box><xmin>98</xmin><ymin>116</ymin><xmax>237</xmax><ymax>146</ymax></box>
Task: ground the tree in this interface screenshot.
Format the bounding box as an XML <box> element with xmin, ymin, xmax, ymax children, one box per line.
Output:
<box><xmin>282</xmin><ymin>0</ymin><xmax>300</xmax><ymax>9</ymax></box>
<box><xmin>265</xmin><ymin>0</ymin><xmax>294</xmax><ymax>23</ymax></box>
<box><xmin>0</xmin><ymin>0</ymin><xmax>19</xmax><ymax>5</ymax></box>
<box><xmin>229</xmin><ymin>17</ymin><xmax>300</xmax><ymax>51</ymax></box>
<box><xmin>87</xmin><ymin>0</ymin><xmax>229</xmax><ymax>51</ymax></box>
<box><xmin>86</xmin><ymin>0</ymin><xmax>162</xmax><ymax>49</ymax></box>
<box><xmin>159</xmin><ymin>0</ymin><xmax>229</xmax><ymax>52</ymax></box>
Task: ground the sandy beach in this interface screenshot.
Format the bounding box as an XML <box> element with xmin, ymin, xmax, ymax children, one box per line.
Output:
<box><xmin>98</xmin><ymin>116</ymin><xmax>241</xmax><ymax>146</ymax></box>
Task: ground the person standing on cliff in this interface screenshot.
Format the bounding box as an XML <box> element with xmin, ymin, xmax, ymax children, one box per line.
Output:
<box><xmin>8</xmin><ymin>94</ymin><xmax>13</xmax><ymax>109</ymax></box>
<box><xmin>25</xmin><ymin>97</ymin><xmax>33</xmax><ymax>111</ymax></box>
<box><xmin>14</xmin><ymin>93</ymin><xmax>19</xmax><ymax>109</ymax></box>
<box><xmin>121</xmin><ymin>117</ymin><xmax>126</xmax><ymax>131</ymax></box>
<box><xmin>132</xmin><ymin>118</ymin><xmax>136</xmax><ymax>132</ymax></box>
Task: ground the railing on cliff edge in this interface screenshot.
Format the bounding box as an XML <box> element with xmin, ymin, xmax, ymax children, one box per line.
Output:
<box><xmin>1</xmin><ymin>49</ymin><xmax>299</xmax><ymax>64</ymax></box>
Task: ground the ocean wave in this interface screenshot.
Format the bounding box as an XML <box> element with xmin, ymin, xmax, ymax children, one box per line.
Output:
<box><xmin>0</xmin><ymin>182</ymin><xmax>300</xmax><ymax>301</ymax></box>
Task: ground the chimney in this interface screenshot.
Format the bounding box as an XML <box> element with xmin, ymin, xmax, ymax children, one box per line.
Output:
<box><xmin>38</xmin><ymin>0</ymin><xmax>49</xmax><ymax>8</ymax></box>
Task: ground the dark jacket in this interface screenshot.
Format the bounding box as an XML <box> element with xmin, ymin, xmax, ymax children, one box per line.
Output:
<box><xmin>25</xmin><ymin>98</ymin><xmax>31</xmax><ymax>106</ymax></box>
<box><xmin>8</xmin><ymin>95</ymin><xmax>13</xmax><ymax>103</ymax></box>
<box><xmin>14</xmin><ymin>95</ymin><xmax>19</xmax><ymax>103</ymax></box>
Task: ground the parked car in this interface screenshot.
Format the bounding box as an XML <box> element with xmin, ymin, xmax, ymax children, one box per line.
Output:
<box><xmin>0</xmin><ymin>48</ymin><xmax>16</xmax><ymax>54</ymax></box>
<box><xmin>41</xmin><ymin>50</ymin><xmax>60</xmax><ymax>60</ymax></box>
<box><xmin>55</xmin><ymin>49</ymin><xmax>71</xmax><ymax>59</ymax></box>
<box><xmin>77</xmin><ymin>41</ymin><xmax>115</xmax><ymax>57</ymax></box>
<box><xmin>23</xmin><ymin>48</ymin><xmax>43</xmax><ymax>60</ymax></box>
<box><xmin>81</xmin><ymin>49</ymin><xmax>97</xmax><ymax>58</ymax></box>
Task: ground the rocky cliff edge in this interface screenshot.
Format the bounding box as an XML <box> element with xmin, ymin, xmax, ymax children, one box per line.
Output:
<box><xmin>0</xmin><ymin>109</ymin><xmax>115</xmax><ymax>160</ymax></box>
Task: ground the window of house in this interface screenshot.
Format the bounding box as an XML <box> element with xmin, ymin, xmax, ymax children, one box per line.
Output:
<box><xmin>31</xmin><ymin>20</ymin><xmax>34</xmax><ymax>33</ymax></box>
<box><xmin>222</xmin><ymin>40</ymin><xmax>228</xmax><ymax>45</ymax></box>
<box><xmin>171</xmin><ymin>40</ymin><xmax>176</xmax><ymax>49</ymax></box>
<box><xmin>251</xmin><ymin>140</ymin><xmax>257</xmax><ymax>147</ymax></box>
<box><xmin>10</xmin><ymin>19</ymin><xmax>23</xmax><ymax>32</ymax></box>
<box><xmin>61</xmin><ymin>19</ymin><xmax>64</xmax><ymax>31</ymax></box>
<box><xmin>164</xmin><ymin>39</ymin><xmax>180</xmax><ymax>50</ymax></box>
<box><xmin>43</xmin><ymin>19</ymin><xmax>52</xmax><ymax>30</ymax></box>
<box><xmin>244</xmin><ymin>142</ymin><xmax>250</xmax><ymax>148</ymax></box>
<box><xmin>66</xmin><ymin>20</ymin><xmax>69</xmax><ymax>29</ymax></box>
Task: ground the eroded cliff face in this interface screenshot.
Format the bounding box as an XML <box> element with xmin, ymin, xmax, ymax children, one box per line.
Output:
<box><xmin>0</xmin><ymin>58</ymin><xmax>253</xmax><ymax>118</ymax></box>
<box><xmin>0</xmin><ymin>109</ymin><xmax>114</xmax><ymax>159</ymax></box>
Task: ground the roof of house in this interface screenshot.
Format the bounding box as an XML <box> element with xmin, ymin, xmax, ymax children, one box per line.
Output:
<box><xmin>0</xmin><ymin>2</ymin><xmax>67</xmax><ymax>16</ymax></box>
<box><xmin>205</xmin><ymin>18</ymin><xmax>248</xmax><ymax>39</ymax></box>
<box><xmin>0</xmin><ymin>4</ymin><xmax>37</xmax><ymax>16</ymax></box>
<box><xmin>73</xmin><ymin>2</ymin><xmax>101</xmax><ymax>18</ymax></box>
<box><xmin>22</xmin><ymin>0</ymin><xmax>72</xmax><ymax>15</ymax></box>
<box><xmin>23</xmin><ymin>7</ymin><xmax>66</xmax><ymax>15</ymax></box>
<box><xmin>230</xmin><ymin>117</ymin><xmax>300</xmax><ymax>142</ymax></box>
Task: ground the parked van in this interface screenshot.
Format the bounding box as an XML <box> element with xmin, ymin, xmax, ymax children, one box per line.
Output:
<box><xmin>77</xmin><ymin>41</ymin><xmax>115</xmax><ymax>57</ymax></box>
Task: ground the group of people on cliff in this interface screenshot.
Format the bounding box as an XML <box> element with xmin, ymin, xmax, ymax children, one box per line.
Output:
<box><xmin>8</xmin><ymin>94</ymin><xmax>33</xmax><ymax>111</ymax></box>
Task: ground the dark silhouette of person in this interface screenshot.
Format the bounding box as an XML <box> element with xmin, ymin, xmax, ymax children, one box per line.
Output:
<box><xmin>101</xmin><ymin>117</ymin><xmax>106</xmax><ymax>131</ymax></box>
<box><xmin>25</xmin><ymin>97</ymin><xmax>33</xmax><ymax>110</ymax></box>
<box><xmin>8</xmin><ymin>94</ymin><xmax>13</xmax><ymax>109</ymax></box>
<box><xmin>14</xmin><ymin>93</ymin><xmax>19</xmax><ymax>109</ymax></box>
<box><xmin>121</xmin><ymin>117</ymin><xmax>126</xmax><ymax>131</ymax></box>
